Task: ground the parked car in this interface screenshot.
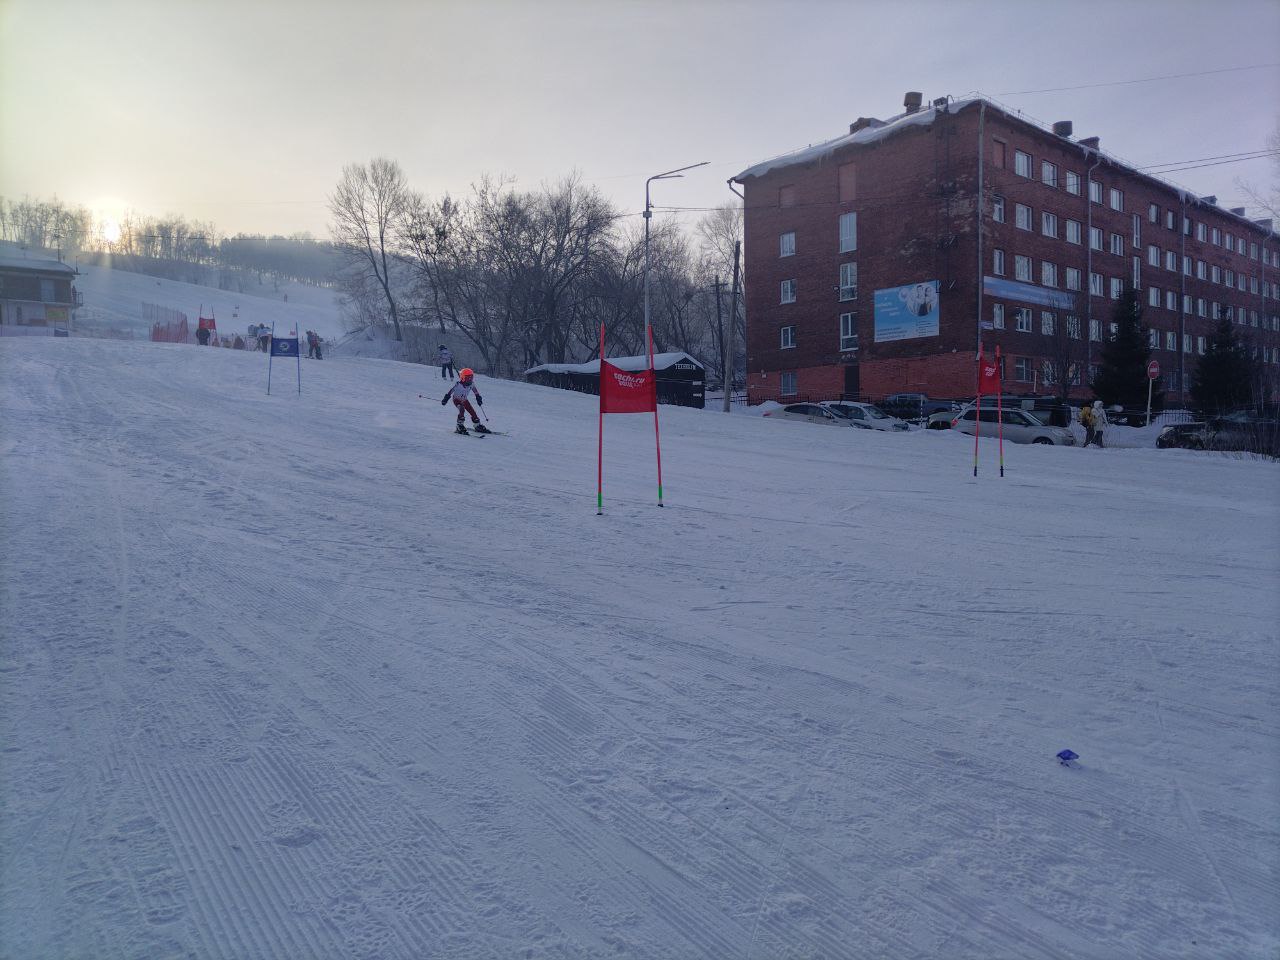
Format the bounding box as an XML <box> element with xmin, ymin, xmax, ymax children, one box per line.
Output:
<box><xmin>950</xmin><ymin>407</ymin><xmax>1076</xmax><ymax>445</ymax></box>
<box><xmin>822</xmin><ymin>401</ymin><xmax>911</xmax><ymax>431</ymax></box>
<box><xmin>881</xmin><ymin>393</ymin><xmax>960</xmax><ymax>419</ymax></box>
<box><xmin>1157</xmin><ymin>414</ymin><xmax>1280</xmax><ymax>454</ymax></box>
<box><xmin>762</xmin><ymin>403</ymin><xmax>851</xmax><ymax>426</ymax></box>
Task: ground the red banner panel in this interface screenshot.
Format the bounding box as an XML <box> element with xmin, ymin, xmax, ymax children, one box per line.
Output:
<box><xmin>600</xmin><ymin>360</ymin><xmax>656</xmax><ymax>414</ymax></box>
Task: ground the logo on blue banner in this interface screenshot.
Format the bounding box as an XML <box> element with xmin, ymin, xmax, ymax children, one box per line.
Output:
<box><xmin>270</xmin><ymin>337</ymin><xmax>299</xmax><ymax>357</ymax></box>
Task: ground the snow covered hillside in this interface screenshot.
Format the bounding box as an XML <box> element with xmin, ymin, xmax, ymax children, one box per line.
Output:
<box><xmin>2</xmin><ymin>337</ymin><xmax>1277</xmax><ymax>959</ymax></box>
<box><xmin>67</xmin><ymin>258</ymin><xmax>345</xmax><ymax>340</ymax></box>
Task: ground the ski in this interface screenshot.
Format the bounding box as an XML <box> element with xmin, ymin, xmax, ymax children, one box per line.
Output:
<box><xmin>452</xmin><ymin>429</ymin><xmax>506</xmax><ymax>437</ymax></box>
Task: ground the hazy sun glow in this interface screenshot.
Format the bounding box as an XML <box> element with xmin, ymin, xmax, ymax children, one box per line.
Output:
<box><xmin>101</xmin><ymin>218</ymin><xmax>122</xmax><ymax>244</ymax></box>
<box><xmin>91</xmin><ymin>196</ymin><xmax>129</xmax><ymax>245</ymax></box>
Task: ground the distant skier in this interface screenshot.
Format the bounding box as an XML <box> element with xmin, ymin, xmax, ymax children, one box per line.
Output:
<box><xmin>438</xmin><ymin>345</ymin><xmax>455</xmax><ymax>380</ymax></box>
<box><xmin>441</xmin><ymin>368</ymin><xmax>489</xmax><ymax>434</ymax></box>
<box><xmin>196</xmin><ymin>325</ymin><xmax>210</xmax><ymax>346</ymax></box>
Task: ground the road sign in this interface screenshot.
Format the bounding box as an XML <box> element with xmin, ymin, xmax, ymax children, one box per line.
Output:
<box><xmin>1148</xmin><ymin>360</ymin><xmax>1160</xmax><ymax>380</ymax></box>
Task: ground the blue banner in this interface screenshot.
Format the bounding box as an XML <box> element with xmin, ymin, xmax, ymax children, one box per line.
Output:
<box><xmin>982</xmin><ymin>276</ymin><xmax>1076</xmax><ymax>310</ymax></box>
<box><xmin>874</xmin><ymin>281</ymin><xmax>940</xmax><ymax>343</ymax></box>
<box><xmin>270</xmin><ymin>336</ymin><xmax>299</xmax><ymax>357</ymax></box>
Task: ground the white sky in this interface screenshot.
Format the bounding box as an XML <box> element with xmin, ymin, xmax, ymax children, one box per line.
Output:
<box><xmin>3</xmin><ymin>0</ymin><xmax>1277</xmax><ymax>238</ymax></box>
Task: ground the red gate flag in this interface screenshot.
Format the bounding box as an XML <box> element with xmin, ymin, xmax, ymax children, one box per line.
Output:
<box><xmin>600</xmin><ymin>360</ymin><xmax>657</xmax><ymax>414</ymax></box>
<box><xmin>978</xmin><ymin>347</ymin><xmax>1001</xmax><ymax>394</ymax></box>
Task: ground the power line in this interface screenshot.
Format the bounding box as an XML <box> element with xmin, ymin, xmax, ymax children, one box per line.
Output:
<box><xmin>1139</xmin><ymin>149</ymin><xmax>1280</xmax><ymax>170</ymax></box>
<box><xmin>998</xmin><ymin>63</ymin><xmax>1280</xmax><ymax>96</ymax></box>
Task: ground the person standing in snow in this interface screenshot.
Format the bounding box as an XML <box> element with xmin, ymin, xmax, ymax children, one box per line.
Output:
<box><xmin>441</xmin><ymin>368</ymin><xmax>489</xmax><ymax>434</ymax></box>
<box><xmin>1080</xmin><ymin>402</ymin><xmax>1097</xmax><ymax>447</ymax></box>
<box><xmin>196</xmin><ymin>325</ymin><xmax>210</xmax><ymax>346</ymax></box>
<box><xmin>1090</xmin><ymin>400</ymin><xmax>1108</xmax><ymax>448</ymax></box>
<box><xmin>438</xmin><ymin>345</ymin><xmax>455</xmax><ymax>380</ymax></box>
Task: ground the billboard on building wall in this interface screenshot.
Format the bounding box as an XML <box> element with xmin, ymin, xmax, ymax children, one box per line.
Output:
<box><xmin>874</xmin><ymin>280</ymin><xmax>940</xmax><ymax>342</ymax></box>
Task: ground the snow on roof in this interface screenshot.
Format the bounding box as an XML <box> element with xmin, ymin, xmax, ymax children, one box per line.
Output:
<box><xmin>734</xmin><ymin>99</ymin><xmax>978</xmax><ymax>181</ymax></box>
<box><xmin>526</xmin><ymin>352</ymin><xmax>701</xmax><ymax>376</ymax></box>
<box><xmin>0</xmin><ymin>255</ymin><xmax>77</xmax><ymax>275</ymax></box>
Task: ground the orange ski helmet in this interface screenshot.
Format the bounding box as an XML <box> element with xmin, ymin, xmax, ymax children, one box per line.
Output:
<box><xmin>459</xmin><ymin>368</ymin><xmax>474</xmax><ymax>381</ymax></box>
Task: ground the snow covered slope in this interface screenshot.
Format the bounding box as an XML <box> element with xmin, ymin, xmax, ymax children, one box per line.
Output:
<box><xmin>2</xmin><ymin>338</ymin><xmax>1277</xmax><ymax>958</ymax></box>
<box><xmin>69</xmin><ymin>259</ymin><xmax>345</xmax><ymax>340</ymax></box>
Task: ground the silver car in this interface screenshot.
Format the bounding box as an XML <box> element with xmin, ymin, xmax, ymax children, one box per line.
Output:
<box><xmin>950</xmin><ymin>407</ymin><xmax>1075</xmax><ymax>445</ymax></box>
<box><xmin>822</xmin><ymin>402</ymin><xmax>911</xmax><ymax>432</ymax></box>
<box><xmin>763</xmin><ymin>403</ymin><xmax>851</xmax><ymax>426</ymax></box>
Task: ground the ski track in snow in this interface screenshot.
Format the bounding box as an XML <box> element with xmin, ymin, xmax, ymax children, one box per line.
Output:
<box><xmin>2</xmin><ymin>337</ymin><xmax>1278</xmax><ymax>959</ymax></box>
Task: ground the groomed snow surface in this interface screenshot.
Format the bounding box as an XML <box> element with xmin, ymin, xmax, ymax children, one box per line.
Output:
<box><xmin>2</xmin><ymin>338</ymin><xmax>1277</xmax><ymax>959</ymax></box>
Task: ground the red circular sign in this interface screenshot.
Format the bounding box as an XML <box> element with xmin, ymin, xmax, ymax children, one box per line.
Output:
<box><xmin>1147</xmin><ymin>360</ymin><xmax>1160</xmax><ymax>380</ymax></box>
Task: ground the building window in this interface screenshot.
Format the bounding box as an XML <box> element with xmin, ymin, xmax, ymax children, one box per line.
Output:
<box><xmin>1065</xmin><ymin>267</ymin><xmax>1081</xmax><ymax>290</ymax></box>
<box><xmin>1183</xmin><ymin>293</ymin><xmax>1192</xmax><ymax>313</ymax></box>
<box><xmin>1133</xmin><ymin>255</ymin><xmax>1141</xmax><ymax>286</ymax></box>
<box><xmin>1149</xmin><ymin>328</ymin><xmax>1159</xmax><ymax>349</ymax></box>
<box><xmin>1165</xmin><ymin>250</ymin><xmax>1176</xmax><ymax>271</ymax></box>
<box><xmin>1238</xmin><ymin>274</ymin><xmax>1246</xmax><ymax>291</ymax></box>
<box><xmin>1065</xmin><ymin>171</ymin><xmax>1081</xmax><ymax>195</ymax></box>
<box><xmin>839</xmin><ymin>162</ymin><xmax>857</xmax><ymax>202</ymax></box>
<box><xmin>1225</xmin><ymin>269</ymin><xmax>1234</xmax><ymax>287</ymax></box>
<box><xmin>1089</xmin><ymin>272</ymin><xmax>1103</xmax><ymax>296</ymax></box>
<box><xmin>1196</xmin><ymin>260</ymin><xmax>1206</xmax><ymax>280</ymax></box>
<box><xmin>780</xmin><ymin>325</ymin><xmax>796</xmax><ymax>349</ymax></box>
<box><xmin>780</xmin><ymin>371</ymin><xmax>797</xmax><ymax>396</ymax></box>
<box><xmin>1015</xmin><ymin>255</ymin><xmax>1032</xmax><ymax>282</ymax></box>
<box><xmin>1089</xmin><ymin>319</ymin><xmax>1101</xmax><ymax>341</ymax></box>
<box><xmin>1183</xmin><ymin>333</ymin><xmax>1192</xmax><ymax>353</ymax></box>
<box><xmin>1015</xmin><ymin>150</ymin><xmax>1032</xmax><ymax>177</ymax></box>
<box><xmin>1196</xmin><ymin>222</ymin><xmax>1206</xmax><ymax>242</ymax></box>
<box><xmin>1166</xmin><ymin>330</ymin><xmax>1176</xmax><ymax>350</ymax></box>
<box><xmin>839</xmin><ymin>313</ymin><xmax>858</xmax><ymax>351</ymax></box>
<box><xmin>1089</xmin><ymin>180</ymin><xmax>1103</xmax><ymax>204</ymax></box>
<box><xmin>781</xmin><ymin>279</ymin><xmax>796</xmax><ymax>303</ymax></box>
<box><xmin>1183</xmin><ymin>216</ymin><xmax>1192</xmax><ymax>236</ymax></box>
<box><xmin>1166</xmin><ymin>209</ymin><xmax>1175</xmax><ymax>230</ymax></box>
<box><xmin>779</xmin><ymin>185</ymin><xmax>796</xmax><ymax>208</ymax></box>
<box><xmin>838</xmin><ymin>262</ymin><xmax>857</xmax><ymax>301</ymax></box>
<box><xmin>1148</xmin><ymin>203</ymin><xmax>1159</xmax><ymax>224</ymax></box>
<box><xmin>1250</xmin><ymin>242</ymin><xmax>1258</xmax><ymax>260</ymax></box>
<box><xmin>1197</xmin><ymin>297</ymin><xmax>1206</xmax><ymax>317</ymax></box>
<box><xmin>1110</xmin><ymin>278</ymin><xmax>1123</xmax><ymax>300</ymax></box>
<box><xmin>1165</xmin><ymin>290</ymin><xmax>1176</xmax><ymax>310</ymax></box>
<box><xmin>1250</xmin><ymin>276</ymin><xmax>1258</xmax><ymax>294</ymax></box>
<box><xmin>1147</xmin><ymin>244</ymin><xmax>1160</xmax><ymax>267</ymax></box>
<box><xmin>1197</xmin><ymin>335</ymin><xmax>1207</xmax><ymax>354</ymax></box>
<box><xmin>1041</xmin><ymin>311</ymin><xmax>1055</xmax><ymax>335</ymax></box>
<box><xmin>993</xmin><ymin>195</ymin><xmax>1006</xmax><ymax>223</ymax></box>
<box><xmin>1109</xmin><ymin>187</ymin><xmax>1124</xmax><ymax>211</ymax></box>
<box><xmin>1042</xmin><ymin>211</ymin><xmax>1058</xmax><ymax>238</ymax></box>
<box><xmin>1224</xmin><ymin>232</ymin><xmax>1233</xmax><ymax>252</ymax></box>
<box><xmin>1148</xmin><ymin>286</ymin><xmax>1160</xmax><ymax>307</ymax></box>
<box><xmin>992</xmin><ymin>303</ymin><xmax>1005</xmax><ymax>329</ymax></box>
<box><xmin>1132</xmin><ymin>213</ymin><xmax>1141</xmax><ymax>248</ymax></box>
<box><xmin>1211</xmin><ymin>301</ymin><xmax>1221</xmax><ymax>320</ymax></box>
<box><xmin>1211</xmin><ymin>265</ymin><xmax>1221</xmax><ymax>284</ymax></box>
<box><xmin>1041</xmin><ymin>261</ymin><xmax>1058</xmax><ymax>287</ymax></box>
<box><xmin>1041</xmin><ymin>160</ymin><xmax>1058</xmax><ymax>187</ymax></box>
<box><xmin>1089</xmin><ymin>226</ymin><xmax>1103</xmax><ymax>250</ymax></box>
<box><xmin>1066</xmin><ymin>219</ymin><xmax>1082</xmax><ymax>244</ymax></box>
<box><xmin>1015</xmin><ymin>203</ymin><xmax>1032</xmax><ymax>231</ymax></box>
<box><xmin>993</xmin><ymin>249</ymin><xmax>1006</xmax><ymax>275</ymax></box>
<box><xmin>779</xmin><ymin>232</ymin><xmax>795</xmax><ymax>257</ymax></box>
<box><xmin>1015</xmin><ymin>308</ymin><xmax>1032</xmax><ymax>333</ymax></box>
<box><xmin>838</xmin><ymin>212</ymin><xmax>857</xmax><ymax>253</ymax></box>
<box><xmin>1067</xmin><ymin>316</ymin><xmax>1081</xmax><ymax>340</ymax></box>
<box><xmin>1014</xmin><ymin>357</ymin><xmax>1032</xmax><ymax>382</ymax></box>
<box><xmin>1109</xmin><ymin>233</ymin><xmax>1124</xmax><ymax>256</ymax></box>
<box><xmin>1183</xmin><ymin>255</ymin><xmax>1192</xmax><ymax>276</ymax></box>
<box><xmin>992</xmin><ymin>139</ymin><xmax>1006</xmax><ymax>168</ymax></box>
<box><xmin>1211</xmin><ymin>227</ymin><xmax>1221</xmax><ymax>246</ymax></box>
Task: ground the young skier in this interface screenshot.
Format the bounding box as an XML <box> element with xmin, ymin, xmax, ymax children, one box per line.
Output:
<box><xmin>438</xmin><ymin>345</ymin><xmax>455</xmax><ymax>380</ymax></box>
<box><xmin>441</xmin><ymin>368</ymin><xmax>489</xmax><ymax>434</ymax></box>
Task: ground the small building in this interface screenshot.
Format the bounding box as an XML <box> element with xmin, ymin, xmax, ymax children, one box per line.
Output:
<box><xmin>526</xmin><ymin>352</ymin><xmax>706</xmax><ymax>408</ymax></box>
<box><xmin>0</xmin><ymin>255</ymin><xmax>79</xmax><ymax>336</ymax></box>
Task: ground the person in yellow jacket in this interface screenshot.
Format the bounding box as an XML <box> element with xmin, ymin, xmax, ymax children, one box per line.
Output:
<box><xmin>1080</xmin><ymin>403</ymin><xmax>1097</xmax><ymax>447</ymax></box>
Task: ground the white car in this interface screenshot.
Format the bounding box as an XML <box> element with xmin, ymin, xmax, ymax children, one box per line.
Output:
<box><xmin>950</xmin><ymin>407</ymin><xmax>1075</xmax><ymax>445</ymax></box>
<box><xmin>762</xmin><ymin>403</ymin><xmax>851</xmax><ymax>426</ymax></box>
<box><xmin>822</xmin><ymin>402</ymin><xmax>910</xmax><ymax>432</ymax></box>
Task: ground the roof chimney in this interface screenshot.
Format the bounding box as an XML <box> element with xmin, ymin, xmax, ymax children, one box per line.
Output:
<box><xmin>1079</xmin><ymin>136</ymin><xmax>1100</xmax><ymax>150</ymax></box>
<box><xmin>1253</xmin><ymin>218</ymin><xmax>1273</xmax><ymax>230</ymax></box>
<box><xmin>1201</xmin><ymin>195</ymin><xmax>1217</xmax><ymax>205</ymax></box>
<box><xmin>849</xmin><ymin>117</ymin><xmax>883</xmax><ymax>135</ymax></box>
<box><xmin>903</xmin><ymin>91</ymin><xmax>923</xmax><ymax>114</ymax></box>
<box><xmin>1052</xmin><ymin>120</ymin><xmax>1073</xmax><ymax>138</ymax></box>
<box><xmin>1229</xmin><ymin>207</ymin><xmax>1246</xmax><ymax>216</ymax></box>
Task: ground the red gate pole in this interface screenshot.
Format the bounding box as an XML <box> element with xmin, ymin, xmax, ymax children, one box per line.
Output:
<box><xmin>648</xmin><ymin>326</ymin><xmax>664</xmax><ymax>507</ymax></box>
<box><xmin>996</xmin><ymin>346</ymin><xmax>1005</xmax><ymax>477</ymax></box>
<box><xmin>597</xmin><ymin>323</ymin><xmax>605</xmax><ymax>515</ymax></box>
<box><xmin>973</xmin><ymin>345</ymin><xmax>983</xmax><ymax>477</ymax></box>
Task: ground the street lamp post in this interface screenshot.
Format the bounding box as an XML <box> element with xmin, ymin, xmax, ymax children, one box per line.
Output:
<box><xmin>644</xmin><ymin>162</ymin><xmax>709</xmax><ymax>354</ymax></box>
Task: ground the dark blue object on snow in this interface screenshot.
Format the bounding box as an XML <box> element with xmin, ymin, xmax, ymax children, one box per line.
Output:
<box><xmin>1056</xmin><ymin>749</ymin><xmax>1079</xmax><ymax>766</ymax></box>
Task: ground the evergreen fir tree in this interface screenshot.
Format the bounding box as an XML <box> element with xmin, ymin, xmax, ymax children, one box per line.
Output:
<box><xmin>1090</xmin><ymin>287</ymin><xmax>1159</xmax><ymax>408</ymax></box>
<box><xmin>1191</xmin><ymin>318</ymin><xmax>1255</xmax><ymax>415</ymax></box>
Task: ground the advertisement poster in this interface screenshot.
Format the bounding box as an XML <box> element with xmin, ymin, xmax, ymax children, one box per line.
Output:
<box><xmin>874</xmin><ymin>280</ymin><xmax>940</xmax><ymax>342</ymax></box>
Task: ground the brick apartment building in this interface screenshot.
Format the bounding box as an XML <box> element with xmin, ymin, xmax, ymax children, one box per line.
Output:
<box><xmin>732</xmin><ymin>93</ymin><xmax>1280</xmax><ymax>405</ymax></box>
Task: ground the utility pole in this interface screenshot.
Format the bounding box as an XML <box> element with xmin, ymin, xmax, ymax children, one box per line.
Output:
<box><xmin>729</xmin><ymin>241</ymin><xmax>742</xmax><ymax>411</ymax></box>
<box><xmin>713</xmin><ymin>275</ymin><xmax>727</xmax><ymax>411</ymax></box>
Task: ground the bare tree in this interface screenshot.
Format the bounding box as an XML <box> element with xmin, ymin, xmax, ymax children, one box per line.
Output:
<box><xmin>1041</xmin><ymin>292</ymin><xmax>1090</xmax><ymax>402</ymax></box>
<box><xmin>329</xmin><ymin>158</ymin><xmax>414</xmax><ymax>340</ymax></box>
